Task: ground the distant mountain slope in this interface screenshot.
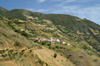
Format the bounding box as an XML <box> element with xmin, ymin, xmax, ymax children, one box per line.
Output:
<box><xmin>0</xmin><ymin>7</ymin><xmax>9</xmax><ymax>16</ymax></box>
<box><xmin>0</xmin><ymin>8</ymin><xmax>45</xmax><ymax>20</ymax></box>
<box><xmin>45</xmin><ymin>14</ymin><xmax>100</xmax><ymax>32</ymax></box>
<box><xmin>1</xmin><ymin>8</ymin><xmax>100</xmax><ymax>33</ymax></box>
<box><xmin>0</xmin><ymin>7</ymin><xmax>9</xmax><ymax>12</ymax></box>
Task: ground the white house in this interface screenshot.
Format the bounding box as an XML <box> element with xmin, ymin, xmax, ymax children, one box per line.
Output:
<box><xmin>51</xmin><ymin>37</ymin><xmax>53</xmax><ymax>42</ymax></box>
<box><xmin>21</xmin><ymin>29</ymin><xmax>25</xmax><ymax>31</ymax></box>
<box><xmin>56</xmin><ymin>39</ymin><xmax>60</xmax><ymax>42</ymax></box>
<box><xmin>60</xmin><ymin>41</ymin><xmax>66</xmax><ymax>44</ymax></box>
<box><xmin>62</xmin><ymin>41</ymin><xmax>66</xmax><ymax>44</ymax></box>
<box><xmin>68</xmin><ymin>43</ymin><xmax>70</xmax><ymax>45</ymax></box>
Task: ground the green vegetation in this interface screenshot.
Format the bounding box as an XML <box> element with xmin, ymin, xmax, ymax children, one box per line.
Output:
<box><xmin>93</xmin><ymin>59</ymin><xmax>98</xmax><ymax>62</ymax></box>
<box><xmin>14</xmin><ymin>41</ymin><xmax>22</xmax><ymax>47</ymax></box>
<box><xmin>67</xmin><ymin>55</ymin><xmax>72</xmax><ymax>58</ymax></box>
<box><xmin>0</xmin><ymin>15</ymin><xmax>3</xmax><ymax>20</ymax></box>
<box><xmin>21</xmin><ymin>31</ymin><xmax>28</xmax><ymax>37</ymax></box>
<box><xmin>54</xmin><ymin>53</ymin><xmax>57</xmax><ymax>58</ymax></box>
<box><xmin>0</xmin><ymin>50</ymin><xmax>5</xmax><ymax>53</ymax></box>
<box><xmin>79</xmin><ymin>56</ymin><xmax>83</xmax><ymax>58</ymax></box>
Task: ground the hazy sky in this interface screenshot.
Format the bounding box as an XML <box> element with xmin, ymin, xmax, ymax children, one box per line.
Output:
<box><xmin>0</xmin><ymin>0</ymin><xmax>100</xmax><ymax>25</ymax></box>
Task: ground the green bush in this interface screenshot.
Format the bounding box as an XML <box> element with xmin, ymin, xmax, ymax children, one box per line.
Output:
<box><xmin>79</xmin><ymin>56</ymin><xmax>83</xmax><ymax>58</ymax></box>
<box><xmin>0</xmin><ymin>50</ymin><xmax>5</xmax><ymax>53</ymax></box>
<box><xmin>0</xmin><ymin>15</ymin><xmax>3</xmax><ymax>20</ymax></box>
<box><xmin>38</xmin><ymin>59</ymin><xmax>44</xmax><ymax>65</ymax></box>
<box><xmin>14</xmin><ymin>41</ymin><xmax>22</xmax><ymax>47</ymax></box>
<box><xmin>8</xmin><ymin>50</ymin><xmax>13</xmax><ymax>54</ymax></box>
<box><xmin>54</xmin><ymin>53</ymin><xmax>57</xmax><ymax>58</ymax></box>
<box><xmin>47</xmin><ymin>43</ymin><xmax>51</xmax><ymax>46</ymax></box>
<box><xmin>29</xmin><ymin>50</ymin><xmax>32</xmax><ymax>53</ymax></box>
<box><xmin>2</xmin><ymin>54</ymin><xmax>7</xmax><ymax>57</ymax></box>
<box><xmin>67</xmin><ymin>55</ymin><xmax>72</xmax><ymax>58</ymax></box>
<box><xmin>93</xmin><ymin>59</ymin><xmax>98</xmax><ymax>62</ymax></box>
<box><xmin>21</xmin><ymin>50</ymin><xmax>25</xmax><ymax>53</ymax></box>
<box><xmin>21</xmin><ymin>31</ymin><xmax>28</xmax><ymax>37</ymax></box>
<box><xmin>14</xmin><ymin>29</ymin><xmax>21</xmax><ymax>33</ymax></box>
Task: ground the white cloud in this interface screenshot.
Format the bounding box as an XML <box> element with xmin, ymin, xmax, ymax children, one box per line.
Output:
<box><xmin>52</xmin><ymin>3</ymin><xmax>100</xmax><ymax>24</ymax></box>
<box><xmin>65</xmin><ymin>0</ymin><xmax>77</xmax><ymax>3</ymax></box>
<box><xmin>50</xmin><ymin>0</ymin><xmax>62</xmax><ymax>2</ymax></box>
<box><xmin>27</xmin><ymin>8</ymin><xmax>34</xmax><ymax>11</ymax></box>
<box><xmin>54</xmin><ymin>0</ymin><xmax>95</xmax><ymax>7</ymax></box>
<box><xmin>26</xmin><ymin>8</ymin><xmax>49</xmax><ymax>13</ymax></box>
<box><xmin>36</xmin><ymin>9</ymin><xmax>49</xmax><ymax>12</ymax></box>
<box><xmin>37</xmin><ymin>0</ymin><xmax>46</xmax><ymax>3</ymax></box>
<box><xmin>75</xmin><ymin>5</ymin><xmax>100</xmax><ymax>24</ymax></box>
<box><xmin>51</xmin><ymin>0</ymin><xmax>93</xmax><ymax>3</ymax></box>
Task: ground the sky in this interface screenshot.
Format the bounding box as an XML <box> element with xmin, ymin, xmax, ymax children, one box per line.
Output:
<box><xmin>0</xmin><ymin>0</ymin><xmax>100</xmax><ymax>25</ymax></box>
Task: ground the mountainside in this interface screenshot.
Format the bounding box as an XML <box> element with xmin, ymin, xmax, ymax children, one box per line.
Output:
<box><xmin>0</xmin><ymin>7</ymin><xmax>8</xmax><ymax>16</ymax></box>
<box><xmin>0</xmin><ymin>7</ymin><xmax>100</xmax><ymax>66</ymax></box>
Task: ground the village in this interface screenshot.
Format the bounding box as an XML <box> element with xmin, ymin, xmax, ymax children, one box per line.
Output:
<box><xmin>29</xmin><ymin>37</ymin><xmax>70</xmax><ymax>45</ymax></box>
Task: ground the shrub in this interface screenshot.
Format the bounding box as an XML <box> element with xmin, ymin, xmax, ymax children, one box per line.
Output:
<box><xmin>14</xmin><ymin>41</ymin><xmax>21</xmax><ymax>47</ymax></box>
<box><xmin>45</xmin><ymin>63</ymin><xmax>49</xmax><ymax>66</ymax></box>
<box><xmin>8</xmin><ymin>50</ymin><xmax>13</xmax><ymax>54</ymax></box>
<box><xmin>79</xmin><ymin>56</ymin><xmax>83</xmax><ymax>58</ymax></box>
<box><xmin>21</xmin><ymin>50</ymin><xmax>25</xmax><ymax>53</ymax></box>
<box><xmin>67</xmin><ymin>55</ymin><xmax>72</xmax><ymax>58</ymax></box>
<box><xmin>41</xmin><ymin>41</ymin><xmax>46</xmax><ymax>45</ymax></box>
<box><xmin>29</xmin><ymin>50</ymin><xmax>32</xmax><ymax>53</ymax></box>
<box><xmin>31</xmin><ymin>54</ymin><xmax>34</xmax><ymax>57</ymax></box>
<box><xmin>55</xmin><ymin>46</ymin><xmax>59</xmax><ymax>49</ymax></box>
<box><xmin>60</xmin><ymin>54</ymin><xmax>63</xmax><ymax>56</ymax></box>
<box><xmin>2</xmin><ymin>54</ymin><xmax>7</xmax><ymax>57</ymax></box>
<box><xmin>54</xmin><ymin>53</ymin><xmax>57</xmax><ymax>58</ymax></box>
<box><xmin>93</xmin><ymin>59</ymin><xmax>98</xmax><ymax>62</ymax></box>
<box><xmin>38</xmin><ymin>59</ymin><xmax>44</xmax><ymax>65</ymax></box>
<box><xmin>14</xmin><ymin>52</ymin><xmax>18</xmax><ymax>55</ymax></box>
<box><xmin>21</xmin><ymin>31</ymin><xmax>28</xmax><ymax>37</ymax></box>
<box><xmin>14</xmin><ymin>29</ymin><xmax>21</xmax><ymax>33</ymax></box>
<box><xmin>49</xmin><ymin>46</ymin><xmax>51</xmax><ymax>49</ymax></box>
<box><xmin>0</xmin><ymin>50</ymin><xmax>5</xmax><ymax>53</ymax></box>
<box><xmin>47</xmin><ymin>43</ymin><xmax>51</xmax><ymax>46</ymax></box>
<box><xmin>0</xmin><ymin>15</ymin><xmax>3</xmax><ymax>20</ymax></box>
<box><xmin>24</xmin><ymin>55</ymin><xmax>27</xmax><ymax>57</ymax></box>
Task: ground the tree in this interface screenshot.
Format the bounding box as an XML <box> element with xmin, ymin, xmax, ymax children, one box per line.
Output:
<box><xmin>54</xmin><ymin>53</ymin><xmax>57</xmax><ymax>58</ymax></box>
<box><xmin>21</xmin><ymin>31</ymin><xmax>28</xmax><ymax>37</ymax></box>
<box><xmin>0</xmin><ymin>15</ymin><xmax>3</xmax><ymax>20</ymax></box>
<box><xmin>14</xmin><ymin>41</ymin><xmax>21</xmax><ymax>47</ymax></box>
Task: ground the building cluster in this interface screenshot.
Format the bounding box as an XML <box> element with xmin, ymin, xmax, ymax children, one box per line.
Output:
<box><xmin>29</xmin><ymin>37</ymin><xmax>70</xmax><ymax>45</ymax></box>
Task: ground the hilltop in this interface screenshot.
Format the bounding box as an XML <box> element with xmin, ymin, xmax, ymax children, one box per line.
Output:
<box><xmin>0</xmin><ymin>7</ymin><xmax>100</xmax><ymax>66</ymax></box>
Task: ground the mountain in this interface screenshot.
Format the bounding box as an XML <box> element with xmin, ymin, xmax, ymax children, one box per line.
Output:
<box><xmin>0</xmin><ymin>7</ymin><xmax>100</xmax><ymax>66</ymax></box>
<box><xmin>0</xmin><ymin>7</ymin><xmax>9</xmax><ymax>16</ymax></box>
<box><xmin>0</xmin><ymin>7</ymin><xmax>9</xmax><ymax>11</ymax></box>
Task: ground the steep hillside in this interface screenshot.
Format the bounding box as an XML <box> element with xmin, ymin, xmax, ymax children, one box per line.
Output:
<box><xmin>0</xmin><ymin>15</ymin><xmax>76</xmax><ymax>66</ymax></box>
<box><xmin>0</xmin><ymin>7</ymin><xmax>8</xmax><ymax>16</ymax></box>
<box><xmin>0</xmin><ymin>7</ymin><xmax>100</xmax><ymax>66</ymax></box>
<box><xmin>44</xmin><ymin>14</ymin><xmax>100</xmax><ymax>53</ymax></box>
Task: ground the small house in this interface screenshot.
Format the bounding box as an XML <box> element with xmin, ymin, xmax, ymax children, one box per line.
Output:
<box><xmin>68</xmin><ymin>43</ymin><xmax>70</xmax><ymax>45</ymax></box>
<box><xmin>55</xmin><ymin>39</ymin><xmax>60</xmax><ymax>42</ymax></box>
<box><xmin>21</xmin><ymin>29</ymin><xmax>25</xmax><ymax>31</ymax></box>
<box><xmin>60</xmin><ymin>41</ymin><xmax>66</xmax><ymax>44</ymax></box>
